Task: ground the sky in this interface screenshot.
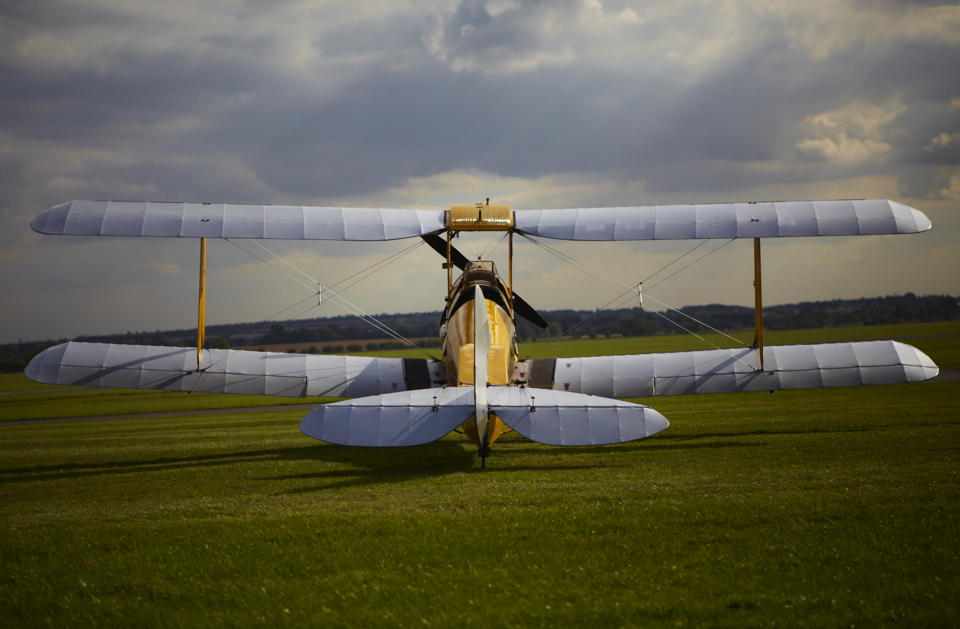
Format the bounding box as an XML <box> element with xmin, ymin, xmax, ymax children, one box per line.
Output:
<box><xmin>1</xmin><ymin>0</ymin><xmax>958</xmax><ymax>345</ymax></box>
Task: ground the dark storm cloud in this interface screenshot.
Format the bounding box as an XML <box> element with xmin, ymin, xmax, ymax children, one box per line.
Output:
<box><xmin>3</xmin><ymin>0</ymin><xmax>957</xmax><ymax>205</ymax></box>
<box><xmin>2</xmin><ymin>0</ymin><xmax>958</xmax><ymax>343</ymax></box>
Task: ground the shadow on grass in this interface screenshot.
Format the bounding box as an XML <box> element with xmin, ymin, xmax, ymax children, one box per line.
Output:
<box><xmin>655</xmin><ymin>426</ymin><xmax>874</xmax><ymax>442</ymax></box>
<box><xmin>0</xmin><ymin>428</ymin><xmax>797</xmax><ymax>489</ymax></box>
<box><xmin>0</xmin><ymin>439</ymin><xmax>483</xmax><ymax>486</ymax></box>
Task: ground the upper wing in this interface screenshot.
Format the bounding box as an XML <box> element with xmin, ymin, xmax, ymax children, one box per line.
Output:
<box><xmin>514</xmin><ymin>200</ymin><xmax>931</xmax><ymax>240</ymax></box>
<box><xmin>26</xmin><ymin>342</ymin><xmax>445</xmax><ymax>398</ymax></box>
<box><xmin>31</xmin><ymin>201</ymin><xmax>446</xmax><ymax>240</ymax></box>
<box><xmin>518</xmin><ymin>340</ymin><xmax>938</xmax><ymax>397</ymax></box>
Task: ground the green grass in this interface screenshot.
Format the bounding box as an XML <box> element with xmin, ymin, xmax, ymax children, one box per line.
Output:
<box><xmin>358</xmin><ymin>319</ymin><xmax>960</xmax><ymax>369</ymax></box>
<box><xmin>2</xmin><ymin>320</ymin><xmax>958</xmax><ymax>626</ymax></box>
<box><xmin>1</xmin><ymin>381</ymin><xmax>958</xmax><ymax>627</ymax></box>
<box><xmin>0</xmin><ymin>374</ymin><xmax>334</xmax><ymax>422</ymax></box>
<box><xmin>0</xmin><ymin>372</ymin><xmax>71</xmax><ymax>393</ymax></box>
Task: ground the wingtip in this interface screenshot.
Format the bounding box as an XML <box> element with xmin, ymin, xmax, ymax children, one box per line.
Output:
<box><xmin>889</xmin><ymin>200</ymin><xmax>932</xmax><ymax>233</ymax></box>
<box><xmin>892</xmin><ymin>341</ymin><xmax>940</xmax><ymax>382</ymax></box>
<box><xmin>643</xmin><ymin>408</ymin><xmax>670</xmax><ymax>437</ymax></box>
<box><xmin>30</xmin><ymin>208</ymin><xmax>50</xmax><ymax>234</ymax></box>
<box><xmin>911</xmin><ymin>207</ymin><xmax>932</xmax><ymax>232</ymax></box>
<box><xmin>31</xmin><ymin>201</ymin><xmax>75</xmax><ymax>235</ymax></box>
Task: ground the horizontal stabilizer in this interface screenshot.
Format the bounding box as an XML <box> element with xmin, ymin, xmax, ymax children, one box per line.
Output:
<box><xmin>488</xmin><ymin>388</ymin><xmax>669</xmax><ymax>446</ymax></box>
<box><xmin>515</xmin><ymin>200</ymin><xmax>931</xmax><ymax>240</ymax></box>
<box><xmin>299</xmin><ymin>387</ymin><xmax>669</xmax><ymax>447</ymax></box>
<box><xmin>25</xmin><ymin>342</ymin><xmax>445</xmax><ymax>398</ymax></box>
<box><xmin>32</xmin><ymin>201</ymin><xmax>446</xmax><ymax>241</ymax></box>
<box><xmin>533</xmin><ymin>340</ymin><xmax>938</xmax><ymax>398</ymax></box>
<box><xmin>300</xmin><ymin>388</ymin><xmax>474</xmax><ymax>446</ymax></box>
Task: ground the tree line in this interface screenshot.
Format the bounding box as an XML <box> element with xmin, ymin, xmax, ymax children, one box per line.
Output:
<box><xmin>2</xmin><ymin>293</ymin><xmax>956</xmax><ymax>372</ymax></box>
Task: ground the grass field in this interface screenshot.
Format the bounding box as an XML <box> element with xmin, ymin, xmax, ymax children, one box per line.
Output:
<box><xmin>357</xmin><ymin>320</ymin><xmax>960</xmax><ymax>368</ymax></box>
<box><xmin>1</xmin><ymin>322</ymin><xmax>958</xmax><ymax>627</ymax></box>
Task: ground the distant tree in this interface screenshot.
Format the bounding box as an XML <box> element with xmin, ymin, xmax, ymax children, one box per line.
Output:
<box><xmin>208</xmin><ymin>335</ymin><xmax>230</xmax><ymax>349</ymax></box>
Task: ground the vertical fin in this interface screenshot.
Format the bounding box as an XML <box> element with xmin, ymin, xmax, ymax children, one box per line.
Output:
<box><xmin>753</xmin><ymin>237</ymin><xmax>763</xmax><ymax>370</ymax></box>
<box><xmin>474</xmin><ymin>285</ymin><xmax>491</xmax><ymax>445</ymax></box>
<box><xmin>197</xmin><ymin>237</ymin><xmax>206</xmax><ymax>370</ymax></box>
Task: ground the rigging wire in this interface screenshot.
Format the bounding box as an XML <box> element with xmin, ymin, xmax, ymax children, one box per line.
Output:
<box><xmin>643</xmin><ymin>238</ymin><xmax>736</xmax><ymax>292</ymax></box>
<box><xmin>214</xmin><ymin>291</ymin><xmax>325</xmax><ymax>354</ymax></box>
<box><xmin>479</xmin><ymin>230</ymin><xmax>508</xmax><ymax>259</ymax></box>
<box><xmin>458</xmin><ymin>231</ymin><xmax>482</xmax><ymax>260</ymax></box>
<box><xmin>520</xmin><ymin>234</ymin><xmax>634</xmax><ymax>293</ymax></box>
<box><xmin>518</xmin><ymin>235</ymin><xmax>752</xmax><ymax>362</ymax></box>
<box><xmin>201</xmin><ymin>298</ymin><xmax>325</xmax><ymax>372</ymax></box>
<box><xmin>639</xmin><ymin>240</ymin><xmax>710</xmax><ymax>285</ymax></box>
<box><xmin>224</xmin><ymin>238</ymin><xmax>437</xmax><ymax>360</ymax></box>
<box><xmin>223</xmin><ymin>239</ymin><xmax>317</xmax><ymax>293</ymax></box>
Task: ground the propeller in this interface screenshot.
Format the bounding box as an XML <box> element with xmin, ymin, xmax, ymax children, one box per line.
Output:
<box><xmin>421</xmin><ymin>234</ymin><xmax>549</xmax><ymax>329</ymax></box>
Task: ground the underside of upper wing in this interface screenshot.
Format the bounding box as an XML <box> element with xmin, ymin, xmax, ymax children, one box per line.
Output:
<box><xmin>25</xmin><ymin>342</ymin><xmax>445</xmax><ymax>398</ymax></box>
<box><xmin>514</xmin><ymin>200</ymin><xmax>931</xmax><ymax>240</ymax></box>
<box><xmin>518</xmin><ymin>340</ymin><xmax>938</xmax><ymax>398</ymax></box>
<box><xmin>31</xmin><ymin>201</ymin><xmax>446</xmax><ymax>240</ymax></box>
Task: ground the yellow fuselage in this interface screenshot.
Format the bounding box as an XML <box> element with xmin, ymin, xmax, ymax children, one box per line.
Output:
<box><xmin>441</xmin><ymin>273</ymin><xmax>516</xmax><ymax>448</ymax></box>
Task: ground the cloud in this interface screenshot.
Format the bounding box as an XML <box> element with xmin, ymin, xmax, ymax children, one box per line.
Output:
<box><xmin>796</xmin><ymin>135</ymin><xmax>893</xmax><ymax>165</ymax></box>
<box><xmin>794</xmin><ymin>97</ymin><xmax>907</xmax><ymax>165</ymax></box>
<box><xmin>2</xmin><ymin>0</ymin><xmax>959</xmax><ymax>343</ymax></box>
<box><xmin>926</xmin><ymin>132</ymin><xmax>960</xmax><ymax>152</ymax></box>
<box><xmin>939</xmin><ymin>169</ymin><xmax>960</xmax><ymax>200</ymax></box>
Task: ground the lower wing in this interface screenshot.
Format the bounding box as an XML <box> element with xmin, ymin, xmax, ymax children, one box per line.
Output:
<box><xmin>519</xmin><ymin>340</ymin><xmax>938</xmax><ymax>397</ymax></box>
<box><xmin>25</xmin><ymin>342</ymin><xmax>445</xmax><ymax>398</ymax></box>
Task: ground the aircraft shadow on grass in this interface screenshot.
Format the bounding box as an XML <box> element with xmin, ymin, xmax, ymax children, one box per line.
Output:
<box><xmin>2</xmin><ymin>421</ymin><xmax>893</xmax><ymax>489</ymax></box>
<box><xmin>0</xmin><ymin>430</ymin><xmax>771</xmax><ymax>488</ymax></box>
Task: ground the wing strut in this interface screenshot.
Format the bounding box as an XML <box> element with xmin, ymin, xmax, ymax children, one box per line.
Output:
<box><xmin>508</xmin><ymin>230</ymin><xmax>514</xmax><ymax>309</ymax></box>
<box><xmin>753</xmin><ymin>237</ymin><xmax>764</xmax><ymax>370</ymax></box>
<box><xmin>197</xmin><ymin>237</ymin><xmax>206</xmax><ymax>370</ymax></box>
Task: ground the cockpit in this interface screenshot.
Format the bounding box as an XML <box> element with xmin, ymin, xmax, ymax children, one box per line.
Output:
<box><xmin>442</xmin><ymin>260</ymin><xmax>512</xmax><ymax>323</ymax></box>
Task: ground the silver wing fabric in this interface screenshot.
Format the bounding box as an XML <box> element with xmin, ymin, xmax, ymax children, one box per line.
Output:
<box><xmin>535</xmin><ymin>341</ymin><xmax>938</xmax><ymax>398</ymax></box>
<box><xmin>25</xmin><ymin>342</ymin><xmax>445</xmax><ymax>398</ymax></box>
<box><xmin>300</xmin><ymin>388</ymin><xmax>472</xmax><ymax>446</ymax></box>
<box><xmin>31</xmin><ymin>200</ymin><xmax>446</xmax><ymax>240</ymax></box>
<box><xmin>514</xmin><ymin>200</ymin><xmax>931</xmax><ymax>240</ymax></box>
<box><xmin>32</xmin><ymin>199</ymin><xmax>931</xmax><ymax>242</ymax></box>
<box><xmin>488</xmin><ymin>388</ymin><xmax>669</xmax><ymax>446</ymax></box>
<box><xmin>300</xmin><ymin>387</ymin><xmax>669</xmax><ymax>447</ymax></box>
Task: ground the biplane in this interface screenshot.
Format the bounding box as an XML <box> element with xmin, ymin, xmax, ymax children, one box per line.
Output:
<box><xmin>27</xmin><ymin>199</ymin><xmax>938</xmax><ymax>467</ymax></box>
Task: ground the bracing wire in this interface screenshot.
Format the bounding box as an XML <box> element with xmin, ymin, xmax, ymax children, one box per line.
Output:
<box><xmin>519</xmin><ymin>234</ymin><xmax>751</xmax><ymax>362</ymax></box>
<box><xmin>643</xmin><ymin>238</ymin><xmax>736</xmax><ymax>291</ymax></box>
<box><xmin>224</xmin><ymin>239</ymin><xmax>318</xmax><ymax>292</ymax></box>
<box><xmin>639</xmin><ymin>240</ymin><xmax>710</xmax><ymax>285</ymax></box>
<box><xmin>458</xmin><ymin>231</ymin><xmax>482</xmax><ymax>260</ymax></box>
<box><xmin>202</xmin><ymin>298</ymin><xmax>325</xmax><ymax>372</ymax></box>
<box><xmin>479</xmin><ymin>231</ymin><xmax>508</xmax><ymax>259</ymax></box>
<box><xmin>224</xmin><ymin>238</ymin><xmax>437</xmax><ymax>360</ymax></box>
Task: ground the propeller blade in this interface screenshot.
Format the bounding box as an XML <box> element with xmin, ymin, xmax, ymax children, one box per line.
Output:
<box><xmin>420</xmin><ymin>235</ymin><xmax>469</xmax><ymax>270</ymax></box>
<box><xmin>512</xmin><ymin>292</ymin><xmax>549</xmax><ymax>329</ymax></box>
<box><xmin>421</xmin><ymin>235</ymin><xmax>548</xmax><ymax>328</ymax></box>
